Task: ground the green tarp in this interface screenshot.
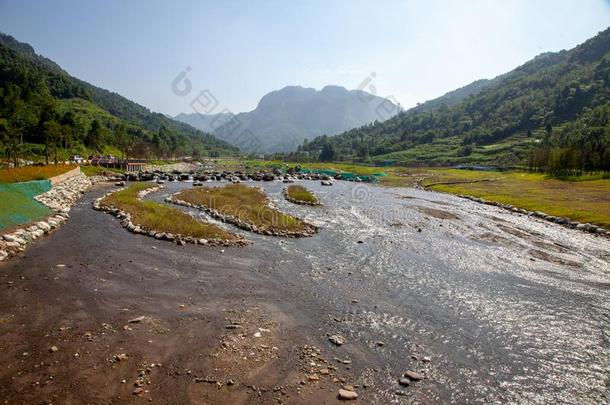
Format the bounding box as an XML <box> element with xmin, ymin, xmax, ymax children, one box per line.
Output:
<box><xmin>0</xmin><ymin>180</ymin><xmax>52</xmax><ymax>231</ymax></box>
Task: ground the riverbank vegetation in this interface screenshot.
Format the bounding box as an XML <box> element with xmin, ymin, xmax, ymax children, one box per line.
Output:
<box><xmin>176</xmin><ymin>184</ymin><xmax>313</xmax><ymax>233</ymax></box>
<box><xmin>285</xmin><ymin>185</ymin><xmax>319</xmax><ymax>205</ymax></box>
<box><xmin>0</xmin><ymin>164</ymin><xmax>76</xmax><ymax>183</ymax></box>
<box><xmin>101</xmin><ymin>183</ymin><xmax>237</xmax><ymax>240</ymax></box>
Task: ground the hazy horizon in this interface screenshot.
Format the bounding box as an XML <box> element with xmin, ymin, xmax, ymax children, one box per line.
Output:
<box><xmin>1</xmin><ymin>0</ymin><xmax>609</xmax><ymax>117</ymax></box>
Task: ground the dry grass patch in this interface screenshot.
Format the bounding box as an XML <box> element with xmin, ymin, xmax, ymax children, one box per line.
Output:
<box><xmin>101</xmin><ymin>183</ymin><xmax>237</xmax><ymax>240</ymax></box>
<box><xmin>0</xmin><ymin>164</ymin><xmax>77</xmax><ymax>183</ymax></box>
<box><xmin>176</xmin><ymin>184</ymin><xmax>315</xmax><ymax>234</ymax></box>
<box><xmin>285</xmin><ymin>185</ymin><xmax>320</xmax><ymax>205</ymax></box>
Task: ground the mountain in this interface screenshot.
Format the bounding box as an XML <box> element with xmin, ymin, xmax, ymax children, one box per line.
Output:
<box><xmin>0</xmin><ymin>33</ymin><xmax>238</xmax><ymax>162</ymax></box>
<box><xmin>408</xmin><ymin>78</ymin><xmax>496</xmax><ymax>114</ymax></box>
<box><xmin>299</xmin><ymin>28</ymin><xmax>610</xmax><ymax>172</ymax></box>
<box><xmin>193</xmin><ymin>85</ymin><xmax>400</xmax><ymax>154</ymax></box>
<box><xmin>174</xmin><ymin>112</ymin><xmax>234</xmax><ymax>134</ymax></box>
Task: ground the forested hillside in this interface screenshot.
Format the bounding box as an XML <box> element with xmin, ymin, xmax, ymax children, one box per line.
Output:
<box><xmin>298</xmin><ymin>28</ymin><xmax>610</xmax><ymax>173</ymax></box>
<box><xmin>0</xmin><ymin>33</ymin><xmax>237</xmax><ymax>165</ymax></box>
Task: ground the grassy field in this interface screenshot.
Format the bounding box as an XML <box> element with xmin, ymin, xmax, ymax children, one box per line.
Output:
<box><xmin>101</xmin><ymin>183</ymin><xmax>237</xmax><ymax>240</ymax></box>
<box><xmin>80</xmin><ymin>165</ymin><xmax>124</xmax><ymax>177</ymax></box>
<box><xmin>425</xmin><ymin>170</ymin><xmax>610</xmax><ymax>227</ymax></box>
<box><xmin>0</xmin><ymin>164</ymin><xmax>77</xmax><ymax>183</ymax></box>
<box><xmin>285</xmin><ymin>185</ymin><xmax>319</xmax><ymax>204</ymax></box>
<box><xmin>177</xmin><ymin>184</ymin><xmax>311</xmax><ymax>233</ymax></box>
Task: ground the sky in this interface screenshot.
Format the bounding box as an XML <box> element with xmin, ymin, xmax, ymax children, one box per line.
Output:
<box><xmin>0</xmin><ymin>0</ymin><xmax>609</xmax><ymax>116</ymax></box>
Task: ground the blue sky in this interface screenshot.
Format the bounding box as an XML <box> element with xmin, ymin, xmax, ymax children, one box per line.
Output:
<box><xmin>1</xmin><ymin>0</ymin><xmax>609</xmax><ymax>116</ymax></box>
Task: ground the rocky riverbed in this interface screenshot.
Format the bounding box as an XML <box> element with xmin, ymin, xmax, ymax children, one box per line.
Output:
<box><xmin>0</xmin><ymin>180</ymin><xmax>608</xmax><ymax>404</ymax></box>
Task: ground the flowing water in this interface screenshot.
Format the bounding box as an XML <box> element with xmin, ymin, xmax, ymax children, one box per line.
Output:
<box><xmin>149</xmin><ymin>180</ymin><xmax>610</xmax><ymax>404</ymax></box>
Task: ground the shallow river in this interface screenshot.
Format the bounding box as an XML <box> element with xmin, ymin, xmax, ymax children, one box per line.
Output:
<box><xmin>151</xmin><ymin>180</ymin><xmax>610</xmax><ymax>404</ymax></box>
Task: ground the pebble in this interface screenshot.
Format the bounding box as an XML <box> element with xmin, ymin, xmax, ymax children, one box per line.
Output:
<box><xmin>49</xmin><ymin>346</ymin><xmax>59</xmax><ymax>353</ymax></box>
<box><xmin>398</xmin><ymin>377</ymin><xmax>411</xmax><ymax>386</ymax></box>
<box><xmin>114</xmin><ymin>353</ymin><xmax>128</xmax><ymax>362</ymax></box>
<box><xmin>404</xmin><ymin>370</ymin><xmax>423</xmax><ymax>381</ymax></box>
<box><xmin>338</xmin><ymin>389</ymin><xmax>358</xmax><ymax>400</ymax></box>
<box><xmin>329</xmin><ymin>335</ymin><xmax>346</xmax><ymax>346</ymax></box>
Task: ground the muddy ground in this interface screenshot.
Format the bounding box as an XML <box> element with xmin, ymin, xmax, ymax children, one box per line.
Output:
<box><xmin>0</xmin><ymin>181</ymin><xmax>608</xmax><ymax>404</ymax></box>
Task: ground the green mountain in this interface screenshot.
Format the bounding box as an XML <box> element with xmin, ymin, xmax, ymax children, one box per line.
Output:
<box><xmin>209</xmin><ymin>85</ymin><xmax>400</xmax><ymax>154</ymax></box>
<box><xmin>0</xmin><ymin>33</ymin><xmax>237</xmax><ymax>164</ymax></box>
<box><xmin>299</xmin><ymin>28</ymin><xmax>610</xmax><ymax>172</ymax></box>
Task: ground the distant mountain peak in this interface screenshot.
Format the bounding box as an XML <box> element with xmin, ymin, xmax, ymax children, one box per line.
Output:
<box><xmin>175</xmin><ymin>85</ymin><xmax>399</xmax><ymax>153</ymax></box>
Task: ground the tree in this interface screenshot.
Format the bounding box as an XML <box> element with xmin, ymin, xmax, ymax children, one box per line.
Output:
<box><xmin>86</xmin><ymin>119</ymin><xmax>103</xmax><ymax>149</ymax></box>
<box><xmin>319</xmin><ymin>141</ymin><xmax>336</xmax><ymax>162</ymax></box>
<box><xmin>114</xmin><ymin>124</ymin><xmax>132</xmax><ymax>160</ymax></box>
<box><xmin>42</xmin><ymin>120</ymin><xmax>62</xmax><ymax>164</ymax></box>
<box><xmin>37</xmin><ymin>93</ymin><xmax>57</xmax><ymax>164</ymax></box>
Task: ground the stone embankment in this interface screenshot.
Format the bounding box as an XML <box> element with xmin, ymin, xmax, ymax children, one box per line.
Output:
<box><xmin>93</xmin><ymin>187</ymin><xmax>248</xmax><ymax>247</ymax></box>
<box><xmin>459</xmin><ymin>194</ymin><xmax>610</xmax><ymax>237</ymax></box>
<box><xmin>168</xmin><ymin>193</ymin><xmax>318</xmax><ymax>237</ymax></box>
<box><xmin>1</xmin><ymin>172</ymin><xmax>114</xmax><ymax>262</ymax></box>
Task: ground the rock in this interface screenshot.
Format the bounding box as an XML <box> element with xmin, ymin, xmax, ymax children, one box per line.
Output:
<box><xmin>422</xmin><ymin>356</ymin><xmax>431</xmax><ymax>363</ymax></box>
<box><xmin>36</xmin><ymin>221</ymin><xmax>51</xmax><ymax>232</ymax></box>
<box><xmin>404</xmin><ymin>370</ymin><xmax>423</xmax><ymax>381</ymax></box>
<box><xmin>128</xmin><ymin>316</ymin><xmax>146</xmax><ymax>323</ymax></box>
<box><xmin>114</xmin><ymin>353</ymin><xmax>129</xmax><ymax>362</ymax></box>
<box><xmin>307</xmin><ymin>374</ymin><xmax>320</xmax><ymax>382</ymax></box>
<box><xmin>133</xmin><ymin>387</ymin><xmax>143</xmax><ymax>395</ymax></box>
<box><xmin>49</xmin><ymin>346</ymin><xmax>59</xmax><ymax>353</ymax></box>
<box><xmin>329</xmin><ymin>335</ymin><xmax>346</xmax><ymax>346</ymax></box>
<box><xmin>338</xmin><ymin>389</ymin><xmax>358</xmax><ymax>400</ymax></box>
<box><xmin>319</xmin><ymin>368</ymin><xmax>330</xmax><ymax>375</ymax></box>
<box><xmin>398</xmin><ymin>377</ymin><xmax>411</xmax><ymax>387</ymax></box>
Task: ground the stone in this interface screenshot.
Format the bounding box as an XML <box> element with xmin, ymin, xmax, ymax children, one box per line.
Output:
<box><xmin>114</xmin><ymin>353</ymin><xmax>129</xmax><ymax>362</ymax></box>
<box><xmin>128</xmin><ymin>316</ymin><xmax>146</xmax><ymax>323</ymax></box>
<box><xmin>338</xmin><ymin>389</ymin><xmax>358</xmax><ymax>400</ymax></box>
<box><xmin>404</xmin><ymin>370</ymin><xmax>423</xmax><ymax>381</ymax></box>
<box><xmin>133</xmin><ymin>387</ymin><xmax>143</xmax><ymax>395</ymax></box>
<box><xmin>49</xmin><ymin>346</ymin><xmax>59</xmax><ymax>353</ymax></box>
<box><xmin>398</xmin><ymin>377</ymin><xmax>411</xmax><ymax>387</ymax></box>
<box><xmin>329</xmin><ymin>335</ymin><xmax>345</xmax><ymax>346</ymax></box>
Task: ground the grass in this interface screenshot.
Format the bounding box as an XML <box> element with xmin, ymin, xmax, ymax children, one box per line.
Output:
<box><xmin>428</xmin><ymin>171</ymin><xmax>610</xmax><ymax>228</ymax></box>
<box><xmin>176</xmin><ymin>184</ymin><xmax>311</xmax><ymax>233</ymax></box>
<box><xmin>101</xmin><ymin>183</ymin><xmax>237</xmax><ymax>240</ymax></box>
<box><xmin>0</xmin><ymin>164</ymin><xmax>77</xmax><ymax>183</ymax></box>
<box><xmin>286</xmin><ymin>185</ymin><xmax>319</xmax><ymax>204</ymax></box>
<box><xmin>80</xmin><ymin>165</ymin><xmax>124</xmax><ymax>177</ymax></box>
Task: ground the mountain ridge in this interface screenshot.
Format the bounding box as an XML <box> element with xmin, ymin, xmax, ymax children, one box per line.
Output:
<box><xmin>297</xmin><ymin>27</ymin><xmax>610</xmax><ymax>171</ymax></box>
<box><xmin>175</xmin><ymin>85</ymin><xmax>400</xmax><ymax>154</ymax></box>
<box><xmin>0</xmin><ymin>32</ymin><xmax>237</xmax><ymax>161</ymax></box>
